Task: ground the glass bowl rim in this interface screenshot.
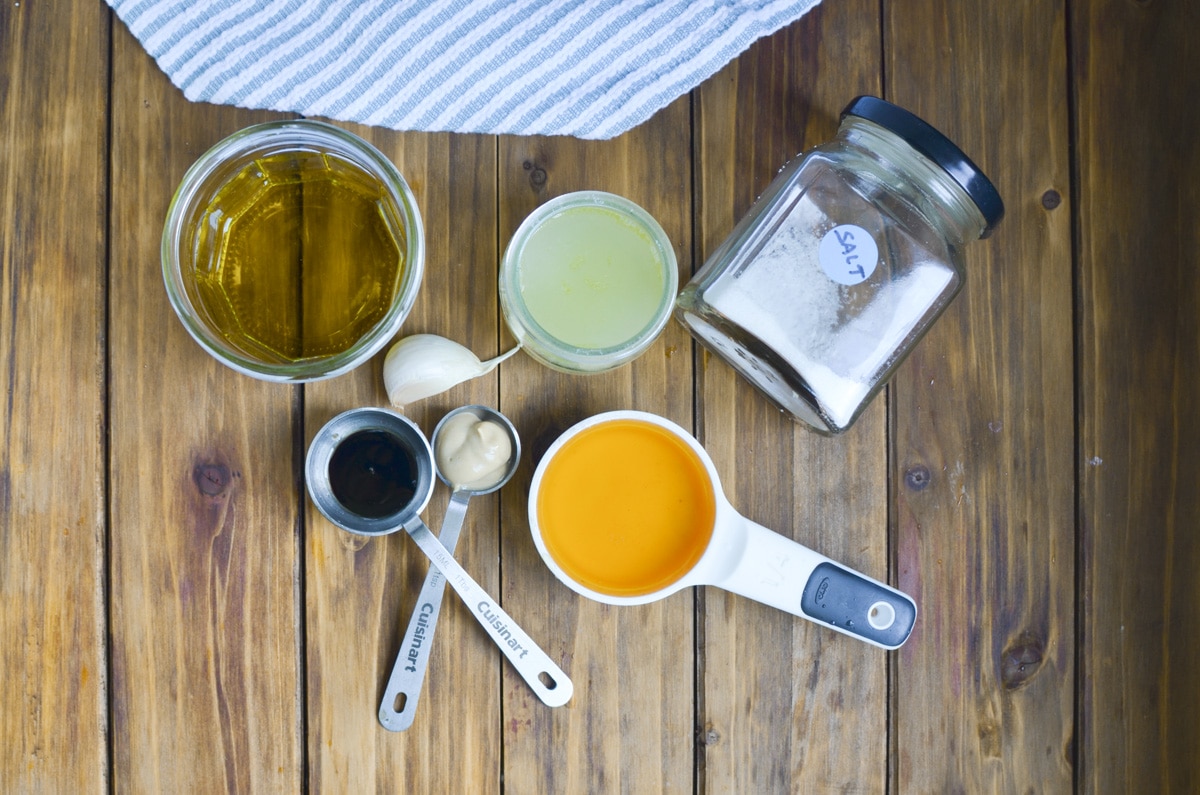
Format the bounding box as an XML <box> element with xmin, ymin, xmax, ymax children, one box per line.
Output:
<box><xmin>160</xmin><ymin>119</ymin><xmax>425</xmax><ymax>383</ymax></box>
<box><xmin>498</xmin><ymin>190</ymin><xmax>678</xmax><ymax>374</ymax></box>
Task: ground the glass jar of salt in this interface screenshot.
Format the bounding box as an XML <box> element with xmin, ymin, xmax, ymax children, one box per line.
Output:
<box><xmin>676</xmin><ymin>96</ymin><xmax>1004</xmax><ymax>434</ymax></box>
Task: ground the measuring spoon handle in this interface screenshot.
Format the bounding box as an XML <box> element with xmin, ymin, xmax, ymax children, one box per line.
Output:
<box><xmin>379</xmin><ymin>491</ymin><xmax>472</xmax><ymax>731</ymax></box>
<box><xmin>402</xmin><ymin>518</ymin><xmax>573</xmax><ymax>707</ymax></box>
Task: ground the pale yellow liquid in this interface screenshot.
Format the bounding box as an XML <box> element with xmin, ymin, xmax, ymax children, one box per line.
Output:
<box><xmin>517</xmin><ymin>205</ymin><xmax>666</xmax><ymax>349</ymax></box>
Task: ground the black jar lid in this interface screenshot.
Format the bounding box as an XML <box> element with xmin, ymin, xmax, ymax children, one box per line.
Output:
<box><xmin>842</xmin><ymin>95</ymin><xmax>1004</xmax><ymax>237</ymax></box>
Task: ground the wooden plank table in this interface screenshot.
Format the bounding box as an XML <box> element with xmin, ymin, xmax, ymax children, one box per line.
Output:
<box><xmin>3</xmin><ymin>0</ymin><xmax>1198</xmax><ymax>791</ymax></box>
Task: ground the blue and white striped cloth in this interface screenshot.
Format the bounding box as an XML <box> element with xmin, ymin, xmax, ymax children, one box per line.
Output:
<box><xmin>108</xmin><ymin>0</ymin><xmax>820</xmax><ymax>139</ymax></box>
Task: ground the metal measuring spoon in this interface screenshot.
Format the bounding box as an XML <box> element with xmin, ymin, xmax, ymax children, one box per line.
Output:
<box><xmin>378</xmin><ymin>405</ymin><xmax>521</xmax><ymax>731</ymax></box>
<box><xmin>305</xmin><ymin>408</ymin><xmax>572</xmax><ymax>719</ymax></box>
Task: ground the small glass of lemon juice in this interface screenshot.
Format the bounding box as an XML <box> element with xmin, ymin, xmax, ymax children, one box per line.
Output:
<box><xmin>499</xmin><ymin>191</ymin><xmax>677</xmax><ymax>373</ymax></box>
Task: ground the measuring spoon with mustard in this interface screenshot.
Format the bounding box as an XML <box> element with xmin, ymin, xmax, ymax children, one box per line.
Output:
<box><xmin>378</xmin><ymin>405</ymin><xmax>521</xmax><ymax>731</ymax></box>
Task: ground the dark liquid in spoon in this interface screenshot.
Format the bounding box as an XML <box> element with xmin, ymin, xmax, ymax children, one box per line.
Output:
<box><xmin>328</xmin><ymin>430</ymin><xmax>418</xmax><ymax>518</ymax></box>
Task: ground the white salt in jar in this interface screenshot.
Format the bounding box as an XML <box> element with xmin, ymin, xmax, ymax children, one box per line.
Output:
<box><xmin>676</xmin><ymin>96</ymin><xmax>1004</xmax><ymax>434</ymax></box>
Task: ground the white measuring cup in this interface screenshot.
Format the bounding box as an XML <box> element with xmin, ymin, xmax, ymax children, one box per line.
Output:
<box><xmin>527</xmin><ymin>411</ymin><xmax>916</xmax><ymax>649</ymax></box>
<box><xmin>306</xmin><ymin>407</ymin><xmax>572</xmax><ymax>708</ymax></box>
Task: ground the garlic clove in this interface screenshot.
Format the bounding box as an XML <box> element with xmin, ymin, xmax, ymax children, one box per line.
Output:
<box><xmin>383</xmin><ymin>334</ymin><xmax>520</xmax><ymax>408</ymax></box>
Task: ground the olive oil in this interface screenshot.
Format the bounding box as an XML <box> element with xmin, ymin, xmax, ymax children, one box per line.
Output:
<box><xmin>191</xmin><ymin>150</ymin><xmax>406</xmax><ymax>363</ymax></box>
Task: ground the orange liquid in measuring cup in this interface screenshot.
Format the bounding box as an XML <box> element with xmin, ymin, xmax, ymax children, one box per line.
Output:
<box><xmin>536</xmin><ymin>420</ymin><xmax>716</xmax><ymax>597</ymax></box>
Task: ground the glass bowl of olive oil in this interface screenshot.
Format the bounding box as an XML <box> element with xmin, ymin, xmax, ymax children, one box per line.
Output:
<box><xmin>499</xmin><ymin>191</ymin><xmax>677</xmax><ymax>374</ymax></box>
<box><xmin>162</xmin><ymin>120</ymin><xmax>424</xmax><ymax>382</ymax></box>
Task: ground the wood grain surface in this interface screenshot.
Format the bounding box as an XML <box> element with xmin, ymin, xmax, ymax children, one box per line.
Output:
<box><xmin>886</xmin><ymin>0</ymin><xmax>1076</xmax><ymax>791</ymax></box>
<box><xmin>108</xmin><ymin>25</ymin><xmax>302</xmax><ymax>793</ymax></box>
<box><xmin>1073</xmin><ymin>0</ymin><xmax>1200</xmax><ymax>791</ymax></box>
<box><xmin>3</xmin><ymin>0</ymin><xmax>1198</xmax><ymax>792</ymax></box>
<box><xmin>0</xmin><ymin>0</ymin><xmax>109</xmax><ymax>790</ymax></box>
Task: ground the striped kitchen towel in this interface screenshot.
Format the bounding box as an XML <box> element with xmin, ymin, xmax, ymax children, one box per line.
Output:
<box><xmin>107</xmin><ymin>0</ymin><xmax>821</xmax><ymax>139</ymax></box>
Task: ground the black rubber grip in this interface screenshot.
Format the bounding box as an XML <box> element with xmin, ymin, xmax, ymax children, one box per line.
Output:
<box><xmin>800</xmin><ymin>562</ymin><xmax>916</xmax><ymax>648</ymax></box>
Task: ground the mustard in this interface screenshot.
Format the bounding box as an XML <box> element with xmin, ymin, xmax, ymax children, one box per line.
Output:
<box><xmin>434</xmin><ymin>413</ymin><xmax>513</xmax><ymax>491</ymax></box>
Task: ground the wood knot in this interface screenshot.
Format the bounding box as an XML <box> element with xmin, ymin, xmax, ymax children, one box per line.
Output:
<box><xmin>193</xmin><ymin>463</ymin><xmax>231</xmax><ymax>496</ymax></box>
<box><xmin>338</xmin><ymin>532</ymin><xmax>370</xmax><ymax>553</ymax></box>
<box><xmin>698</xmin><ymin>723</ymin><xmax>721</xmax><ymax>747</ymax></box>
<box><xmin>1000</xmin><ymin>633</ymin><xmax>1045</xmax><ymax>690</ymax></box>
<box><xmin>1040</xmin><ymin>189</ymin><xmax>1062</xmax><ymax>210</ymax></box>
<box><xmin>977</xmin><ymin>717</ymin><xmax>1002</xmax><ymax>758</ymax></box>
<box><xmin>904</xmin><ymin>464</ymin><xmax>932</xmax><ymax>491</ymax></box>
<box><xmin>523</xmin><ymin>159</ymin><xmax>548</xmax><ymax>189</ymax></box>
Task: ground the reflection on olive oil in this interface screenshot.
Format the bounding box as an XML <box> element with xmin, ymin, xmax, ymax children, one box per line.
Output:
<box><xmin>192</xmin><ymin>150</ymin><xmax>406</xmax><ymax>363</ymax></box>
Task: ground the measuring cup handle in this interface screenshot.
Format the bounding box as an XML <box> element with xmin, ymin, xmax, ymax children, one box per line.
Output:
<box><xmin>717</xmin><ymin>517</ymin><xmax>916</xmax><ymax>649</ymax></box>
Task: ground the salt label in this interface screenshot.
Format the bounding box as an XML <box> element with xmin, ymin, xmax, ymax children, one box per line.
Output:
<box><xmin>819</xmin><ymin>224</ymin><xmax>879</xmax><ymax>285</ymax></box>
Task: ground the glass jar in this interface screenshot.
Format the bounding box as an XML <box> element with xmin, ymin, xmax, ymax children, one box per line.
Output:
<box><xmin>500</xmin><ymin>191</ymin><xmax>677</xmax><ymax>374</ymax></box>
<box><xmin>162</xmin><ymin>120</ymin><xmax>425</xmax><ymax>382</ymax></box>
<box><xmin>675</xmin><ymin>96</ymin><xmax>1003</xmax><ymax>434</ymax></box>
